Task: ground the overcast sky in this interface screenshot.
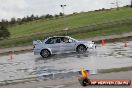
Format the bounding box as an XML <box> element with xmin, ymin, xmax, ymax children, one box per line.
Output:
<box><xmin>0</xmin><ymin>0</ymin><xmax>131</xmax><ymax>20</ymax></box>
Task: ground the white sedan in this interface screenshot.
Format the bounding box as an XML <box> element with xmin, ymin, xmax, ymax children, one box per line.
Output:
<box><xmin>33</xmin><ymin>36</ymin><xmax>96</xmax><ymax>58</ymax></box>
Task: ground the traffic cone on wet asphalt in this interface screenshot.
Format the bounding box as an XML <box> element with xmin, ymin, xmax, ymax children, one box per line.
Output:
<box><xmin>124</xmin><ymin>41</ymin><xmax>128</xmax><ymax>47</ymax></box>
<box><xmin>9</xmin><ymin>51</ymin><xmax>14</xmax><ymax>60</ymax></box>
<box><xmin>101</xmin><ymin>38</ymin><xmax>105</xmax><ymax>47</ymax></box>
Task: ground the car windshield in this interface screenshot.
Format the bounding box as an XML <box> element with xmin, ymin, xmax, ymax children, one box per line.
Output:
<box><xmin>69</xmin><ymin>37</ymin><xmax>78</xmax><ymax>42</ymax></box>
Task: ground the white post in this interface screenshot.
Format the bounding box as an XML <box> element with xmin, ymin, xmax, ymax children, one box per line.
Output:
<box><xmin>61</xmin><ymin>5</ymin><xmax>68</xmax><ymax>35</ymax></box>
<box><xmin>115</xmin><ymin>0</ymin><xmax>119</xmax><ymax>10</ymax></box>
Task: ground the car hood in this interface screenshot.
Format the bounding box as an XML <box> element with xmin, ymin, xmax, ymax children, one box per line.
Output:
<box><xmin>77</xmin><ymin>41</ymin><xmax>93</xmax><ymax>44</ymax></box>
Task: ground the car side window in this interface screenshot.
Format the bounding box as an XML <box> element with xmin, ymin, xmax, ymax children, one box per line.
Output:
<box><xmin>45</xmin><ymin>38</ymin><xmax>56</xmax><ymax>44</ymax></box>
<box><xmin>61</xmin><ymin>37</ymin><xmax>69</xmax><ymax>43</ymax></box>
<box><xmin>61</xmin><ymin>37</ymin><xmax>74</xmax><ymax>43</ymax></box>
<box><xmin>55</xmin><ymin>38</ymin><xmax>61</xmax><ymax>43</ymax></box>
<box><xmin>45</xmin><ymin>37</ymin><xmax>62</xmax><ymax>44</ymax></box>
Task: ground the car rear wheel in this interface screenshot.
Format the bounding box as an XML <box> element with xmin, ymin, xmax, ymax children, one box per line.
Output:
<box><xmin>76</xmin><ymin>45</ymin><xmax>87</xmax><ymax>54</ymax></box>
<box><xmin>40</xmin><ymin>49</ymin><xmax>50</xmax><ymax>58</ymax></box>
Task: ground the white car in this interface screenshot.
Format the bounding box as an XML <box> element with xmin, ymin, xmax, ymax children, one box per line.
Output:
<box><xmin>33</xmin><ymin>36</ymin><xmax>96</xmax><ymax>58</ymax></box>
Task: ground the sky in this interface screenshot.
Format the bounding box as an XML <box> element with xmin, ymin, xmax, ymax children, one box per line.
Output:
<box><xmin>0</xmin><ymin>0</ymin><xmax>131</xmax><ymax>20</ymax></box>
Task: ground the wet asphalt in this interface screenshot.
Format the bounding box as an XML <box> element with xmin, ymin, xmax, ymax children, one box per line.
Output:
<box><xmin>0</xmin><ymin>41</ymin><xmax>132</xmax><ymax>84</ymax></box>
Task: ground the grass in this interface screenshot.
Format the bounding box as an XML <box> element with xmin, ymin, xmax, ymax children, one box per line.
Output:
<box><xmin>0</xmin><ymin>21</ymin><xmax>132</xmax><ymax>48</ymax></box>
<box><xmin>71</xmin><ymin>23</ymin><xmax>132</xmax><ymax>39</ymax></box>
<box><xmin>9</xmin><ymin>7</ymin><xmax>132</xmax><ymax>38</ymax></box>
<box><xmin>0</xmin><ymin>7</ymin><xmax>132</xmax><ymax>48</ymax></box>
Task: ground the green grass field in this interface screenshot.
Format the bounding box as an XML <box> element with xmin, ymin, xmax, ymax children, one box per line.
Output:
<box><xmin>0</xmin><ymin>7</ymin><xmax>132</xmax><ymax>48</ymax></box>
<box><xmin>9</xmin><ymin>7</ymin><xmax>132</xmax><ymax>38</ymax></box>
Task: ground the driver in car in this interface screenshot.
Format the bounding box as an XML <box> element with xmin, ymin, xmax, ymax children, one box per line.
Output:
<box><xmin>62</xmin><ymin>37</ymin><xmax>69</xmax><ymax>43</ymax></box>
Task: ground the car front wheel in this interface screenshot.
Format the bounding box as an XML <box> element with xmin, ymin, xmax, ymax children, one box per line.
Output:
<box><xmin>40</xmin><ymin>49</ymin><xmax>50</xmax><ymax>58</ymax></box>
<box><xmin>76</xmin><ymin>45</ymin><xmax>87</xmax><ymax>54</ymax></box>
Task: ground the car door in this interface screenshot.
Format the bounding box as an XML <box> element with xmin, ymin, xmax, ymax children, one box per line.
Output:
<box><xmin>61</xmin><ymin>37</ymin><xmax>76</xmax><ymax>52</ymax></box>
<box><xmin>45</xmin><ymin>37</ymin><xmax>60</xmax><ymax>53</ymax></box>
<box><xmin>54</xmin><ymin>37</ymin><xmax>63</xmax><ymax>53</ymax></box>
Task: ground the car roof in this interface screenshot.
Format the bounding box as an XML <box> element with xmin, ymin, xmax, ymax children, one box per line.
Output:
<box><xmin>53</xmin><ymin>36</ymin><xmax>69</xmax><ymax>37</ymax></box>
<box><xmin>45</xmin><ymin>36</ymin><xmax>71</xmax><ymax>40</ymax></box>
<box><xmin>49</xmin><ymin>36</ymin><xmax>70</xmax><ymax>38</ymax></box>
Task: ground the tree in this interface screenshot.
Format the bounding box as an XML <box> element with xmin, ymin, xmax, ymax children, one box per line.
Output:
<box><xmin>35</xmin><ymin>15</ymin><xmax>40</xmax><ymax>20</ymax></box>
<box><xmin>10</xmin><ymin>17</ymin><xmax>16</xmax><ymax>25</ymax></box>
<box><xmin>49</xmin><ymin>15</ymin><xmax>53</xmax><ymax>19</ymax></box>
<box><xmin>55</xmin><ymin>14</ymin><xmax>59</xmax><ymax>18</ymax></box>
<box><xmin>0</xmin><ymin>26</ymin><xmax>10</xmax><ymax>39</ymax></box>
<box><xmin>17</xmin><ymin>18</ymin><xmax>22</xmax><ymax>25</ymax></box>
<box><xmin>1</xmin><ymin>19</ymin><xmax>7</xmax><ymax>26</ymax></box>
<box><xmin>45</xmin><ymin>14</ymin><xmax>53</xmax><ymax>19</ymax></box>
<box><xmin>59</xmin><ymin>12</ymin><xmax>63</xmax><ymax>16</ymax></box>
<box><xmin>40</xmin><ymin>15</ymin><xmax>45</xmax><ymax>20</ymax></box>
<box><xmin>26</xmin><ymin>15</ymin><xmax>31</xmax><ymax>22</ymax></box>
<box><xmin>22</xmin><ymin>17</ymin><xmax>27</xmax><ymax>22</ymax></box>
<box><xmin>0</xmin><ymin>19</ymin><xmax>9</xmax><ymax>27</ymax></box>
<box><xmin>30</xmin><ymin>14</ymin><xmax>35</xmax><ymax>21</ymax></box>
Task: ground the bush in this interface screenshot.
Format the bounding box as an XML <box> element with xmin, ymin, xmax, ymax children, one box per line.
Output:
<box><xmin>0</xmin><ymin>26</ymin><xmax>10</xmax><ymax>39</ymax></box>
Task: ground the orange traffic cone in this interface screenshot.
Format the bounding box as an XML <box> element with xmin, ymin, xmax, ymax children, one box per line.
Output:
<box><xmin>101</xmin><ymin>38</ymin><xmax>105</xmax><ymax>47</ymax></box>
<box><xmin>81</xmin><ymin>68</ymin><xmax>89</xmax><ymax>78</ymax></box>
<box><xmin>9</xmin><ymin>51</ymin><xmax>14</xmax><ymax>60</ymax></box>
<box><xmin>85</xmin><ymin>71</ymin><xmax>89</xmax><ymax>78</ymax></box>
<box><xmin>124</xmin><ymin>41</ymin><xmax>128</xmax><ymax>47</ymax></box>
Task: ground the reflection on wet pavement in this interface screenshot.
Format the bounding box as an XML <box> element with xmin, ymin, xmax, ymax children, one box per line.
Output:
<box><xmin>0</xmin><ymin>41</ymin><xmax>132</xmax><ymax>84</ymax></box>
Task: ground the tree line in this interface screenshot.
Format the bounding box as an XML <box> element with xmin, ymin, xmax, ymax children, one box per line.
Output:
<box><xmin>0</xmin><ymin>12</ymin><xmax>64</xmax><ymax>39</ymax></box>
<box><xmin>0</xmin><ymin>12</ymin><xmax>64</xmax><ymax>27</ymax></box>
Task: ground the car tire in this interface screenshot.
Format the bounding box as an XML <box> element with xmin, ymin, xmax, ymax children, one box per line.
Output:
<box><xmin>40</xmin><ymin>49</ymin><xmax>51</xmax><ymax>58</ymax></box>
<box><xmin>76</xmin><ymin>45</ymin><xmax>87</xmax><ymax>54</ymax></box>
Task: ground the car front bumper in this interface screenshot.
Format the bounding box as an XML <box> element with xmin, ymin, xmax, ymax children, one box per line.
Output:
<box><xmin>33</xmin><ymin>49</ymin><xmax>41</xmax><ymax>55</ymax></box>
<box><xmin>86</xmin><ymin>43</ymin><xmax>96</xmax><ymax>49</ymax></box>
